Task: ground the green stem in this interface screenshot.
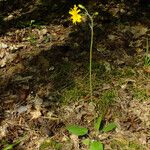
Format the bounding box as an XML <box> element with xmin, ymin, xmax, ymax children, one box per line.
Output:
<box><xmin>83</xmin><ymin>8</ymin><xmax>94</xmax><ymax>101</ymax></box>
<box><xmin>79</xmin><ymin>5</ymin><xmax>94</xmax><ymax>101</ymax></box>
<box><xmin>89</xmin><ymin>19</ymin><xmax>94</xmax><ymax>101</ymax></box>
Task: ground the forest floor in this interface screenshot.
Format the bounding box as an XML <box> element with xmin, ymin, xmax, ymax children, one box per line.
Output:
<box><xmin>0</xmin><ymin>1</ymin><xmax>150</xmax><ymax>150</ymax></box>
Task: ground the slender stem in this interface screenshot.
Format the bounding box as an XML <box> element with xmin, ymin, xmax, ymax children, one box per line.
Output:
<box><xmin>89</xmin><ymin>19</ymin><xmax>93</xmax><ymax>101</ymax></box>
<box><xmin>83</xmin><ymin>7</ymin><xmax>94</xmax><ymax>101</ymax></box>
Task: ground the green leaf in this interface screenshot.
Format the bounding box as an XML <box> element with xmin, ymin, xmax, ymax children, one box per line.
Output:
<box><xmin>3</xmin><ymin>140</ymin><xmax>21</xmax><ymax>150</ymax></box>
<box><xmin>82</xmin><ymin>138</ymin><xmax>90</xmax><ymax>146</ymax></box>
<box><xmin>66</xmin><ymin>125</ymin><xmax>88</xmax><ymax>136</ymax></box>
<box><xmin>89</xmin><ymin>141</ymin><xmax>103</xmax><ymax>150</ymax></box>
<box><xmin>102</xmin><ymin>122</ymin><xmax>117</xmax><ymax>132</ymax></box>
<box><xmin>3</xmin><ymin>144</ymin><xmax>14</xmax><ymax>150</ymax></box>
<box><xmin>94</xmin><ymin>115</ymin><xmax>103</xmax><ymax>131</ymax></box>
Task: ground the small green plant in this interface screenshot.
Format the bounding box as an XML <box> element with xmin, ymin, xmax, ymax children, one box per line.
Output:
<box><xmin>67</xmin><ymin>125</ymin><xmax>88</xmax><ymax>136</ymax></box>
<box><xmin>94</xmin><ymin>115</ymin><xmax>117</xmax><ymax>133</ymax></box>
<box><xmin>66</xmin><ymin>116</ymin><xmax>117</xmax><ymax>150</ymax></box>
<box><xmin>102</xmin><ymin>122</ymin><xmax>117</xmax><ymax>132</ymax></box>
<box><xmin>94</xmin><ymin>115</ymin><xmax>103</xmax><ymax>131</ymax></box>
<box><xmin>98</xmin><ymin>90</ymin><xmax>117</xmax><ymax>114</ymax></box>
<box><xmin>89</xmin><ymin>141</ymin><xmax>103</xmax><ymax>150</ymax></box>
<box><xmin>144</xmin><ymin>54</ymin><xmax>150</xmax><ymax>66</ymax></box>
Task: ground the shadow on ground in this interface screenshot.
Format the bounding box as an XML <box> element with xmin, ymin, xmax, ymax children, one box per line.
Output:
<box><xmin>0</xmin><ymin>0</ymin><xmax>149</xmax><ymax>34</ymax></box>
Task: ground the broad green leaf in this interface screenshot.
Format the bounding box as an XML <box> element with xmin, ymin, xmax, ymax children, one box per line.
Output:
<box><xmin>82</xmin><ymin>138</ymin><xmax>90</xmax><ymax>146</ymax></box>
<box><xmin>66</xmin><ymin>125</ymin><xmax>88</xmax><ymax>136</ymax></box>
<box><xmin>89</xmin><ymin>141</ymin><xmax>103</xmax><ymax>150</ymax></box>
<box><xmin>94</xmin><ymin>115</ymin><xmax>103</xmax><ymax>131</ymax></box>
<box><xmin>102</xmin><ymin>122</ymin><xmax>117</xmax><ymax>132</ymax></box>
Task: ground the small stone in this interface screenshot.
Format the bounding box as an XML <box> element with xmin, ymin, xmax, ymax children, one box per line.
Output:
<box><xmin>17</xmin><ymin>106</ymin><xmax>28</xmax><ymax>114</ymax></box>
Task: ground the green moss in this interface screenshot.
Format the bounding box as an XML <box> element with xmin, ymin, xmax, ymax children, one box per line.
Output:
<box><xmin>144</xmin><ymin>54</ymin><xmax>150</xmax><ymax>66</ymax></box>
<box><xmin>96</xmin><ymin>90</ymin><xmax>117</xmax><ymax>113</ymax></box>
<box><xmin>91</xmin><ymin>61</ymin><xmax>111</xmax><ymax>77</ymax></box>
<box><xmin>101</xmin><ymin>90</ymin><xmax>116</xmax><ymax>104</ymax></box>
<box><xmin>39</xmin><ymin>139</ymin><xmax>62</xmax><ymax>150</ymax></box>
<box><xmin>110</xmin><ymin>139</ymin><xmax>128</xmax><ymax>150</ymax></box>
<box><xmin>112</xmin><ymin>67</ymin><xmax>136</xmax><ymax>78</ymax></box>
<box><xmin>129</xmin><ymin>141</ymin><xmax>146</xmax><ymax>150</ymax></box>
<box><xmin>27</xmin><ymin>34</ymin><xmax>37</xmax><ymax>45</ymax></box>
<box><xmin>111</xmin><ymin>68</ymin><xmax>122</xmax><ymax>77</ymax></box>
<box><xmin>110</xmin><ymin>139</ymin><xmax>146</xmax><ymax>150</ymax></box>
<box><xmin>133</xmin><ymin>88</ymin><xmax>149</xmax><ymax>101</ymax></box>
<box><xmin>61</xmin><ymin>86</ymin><xmax>85</xmax><ymax>104</ymax></box>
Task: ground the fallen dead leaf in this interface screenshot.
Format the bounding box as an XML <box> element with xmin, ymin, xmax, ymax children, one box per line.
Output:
<box><xmin>0</xmin><ymin>124</ymin><xmax>8</xmax><ymax>139</ymax></box>
<box><xmin>0</xmin><ymin>42</ymin><xmax>8</xmax><ymax>49</ymax></box>
<box><xmin>70</xmin><ymin>134</ymin><xmax>79</xmax><ymax>150</ymax></box>
<box><xmin>30</xmin><ymin>110</ymin><xmax>42</xmax><ymax>120</ymax></box>
<box><xmin>146</xmin><ymin>83</ymin><xmax>150</xmax><ymax>96</ymax></box>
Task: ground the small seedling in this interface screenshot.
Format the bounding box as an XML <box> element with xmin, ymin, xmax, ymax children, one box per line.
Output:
<box><xmin>94</xmin><ymin>114</ymin><xmax>103</xmax><ymax>131</ymax></box>
<box><xmin>102</xmin><ymin>122</ymin><xmax>117</xmax><ymax>132</ymax></box>
<box><xmin>94</xmin><ymin>115</ymin><xmax>117</xmax><ymax>133</ymax></box>
<box><xmin>144</xmin><ymin>54</ymin><xmax>150</xmax><ymax>67</ymax></box>
<box><xmin>66</xmin><ymin>125</ymin><xmax>88</xmax><ymax>136</ymax></box>
<box><xmin>89</xmin><ymin>141</ymin><xmax>103</xmax><ymax>150</ymax></box>
<box><xmin>66</xmin><ymin>116</ymin><xmax>117</xmax><ymax>150</ymax></box>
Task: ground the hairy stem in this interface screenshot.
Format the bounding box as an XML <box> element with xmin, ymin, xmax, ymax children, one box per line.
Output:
<box><xmin>84</xmin><ymin>8</ymin><xmax>94</xmax><ymax>101</ymax></box>
<box><xmin>89</xmin><ymin>19</ymin><xmax>94</xmax><ymax>101</ymax></box>
<box><xmin>79</xmin><ymin>5</ymin><xmax>94</xmax><ymax>101</ymax></box>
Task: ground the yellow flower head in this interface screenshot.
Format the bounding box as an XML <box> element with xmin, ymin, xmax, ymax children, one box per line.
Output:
<box><xmin>69</xmin><ymin>5</ymin><xmax>82</xmax><ymax>24</ymax></box>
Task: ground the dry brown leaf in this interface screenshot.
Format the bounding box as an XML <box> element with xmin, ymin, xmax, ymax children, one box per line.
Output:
<box><xmin>70</xmin><ymin>134</ymin><xmax>79</xmax><ymax>150</ymax></box>
<box><xmin>0</xmin><ymin>42</ymin><xmax>8</xmax><ymax>49</ymax></box>
<box><xmin>0</xmin><ymin>125</ymin><xmax>8</xmax><ymax>139</ymax></box>
<box><xmin>146</xmin><ymin>83</ymin><xmax>150</xmax><ymax>96</ymax></box>
<box><xmin>30</xmin><ymin>110</ymin><xmax>41</xmax><ymax>120</ymax></box>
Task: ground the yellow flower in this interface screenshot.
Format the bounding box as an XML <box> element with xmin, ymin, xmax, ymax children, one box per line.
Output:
<box><xmin>69</xmin><ymin>5</ymin><xmax>82</xmax><ymax>24</ymax></box>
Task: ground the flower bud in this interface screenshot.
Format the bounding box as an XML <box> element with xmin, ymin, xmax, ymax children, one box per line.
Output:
<box><xmin>94</xmin><ymin>12</ymin><xmax>99</xmax><ymax>16</ymax></box>
<box><xmin>78</xmin><ymin>4</ymin><xmax>85</xmax><ymax>9</ymax></box>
